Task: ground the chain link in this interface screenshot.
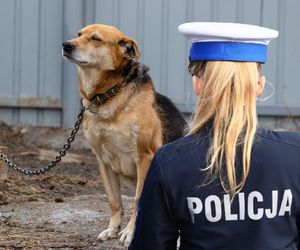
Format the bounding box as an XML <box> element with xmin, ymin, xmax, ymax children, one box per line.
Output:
<box><xmin>0</xmin><ymin>106</ymin><xmax>85</xmax><ymax>176</ymax></box>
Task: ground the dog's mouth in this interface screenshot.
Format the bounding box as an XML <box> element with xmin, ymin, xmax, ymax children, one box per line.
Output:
<box><xmin>62</xmin><ymin>51</ymin><xmax>88</xmax><ymax>65</ymax></box>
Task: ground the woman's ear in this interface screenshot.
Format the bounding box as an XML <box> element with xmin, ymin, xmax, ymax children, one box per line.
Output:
<box><xmin>118</xmin><ymin>37</ymin><xmax>141</xmax><ymax>60</ymax></box>
<box><xmin>256</xmin><ymin>76</ymin><xmax>266</xmax><ymax>97</ymax></box>
<box><xmin>192</xmin><ymin>75</ymin><xmax>202</xmax><ymax>96</ymax></box>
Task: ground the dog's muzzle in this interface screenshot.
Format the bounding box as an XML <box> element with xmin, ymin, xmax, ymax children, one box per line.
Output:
<box><xmin>62</xmin><ymin>43</ymin><xmax>88</xmax><ymax>65</ymax></box>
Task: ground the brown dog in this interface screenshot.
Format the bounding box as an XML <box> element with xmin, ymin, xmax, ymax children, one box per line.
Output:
<box><xmin>62</xmin><ymin>24</ymin><xmax>187</xmax><ymax>246</ymax></box>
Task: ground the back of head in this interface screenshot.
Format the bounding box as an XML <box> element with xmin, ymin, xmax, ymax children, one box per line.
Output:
<box><xmin>188</xmin><ymin>60</ymin><xmax>261</xmax><ymax>196</ymax></box>
<box><xmin>179</xmin><ymin>22</ymin><xmax>278</xmax><ymax>196</ymax></box>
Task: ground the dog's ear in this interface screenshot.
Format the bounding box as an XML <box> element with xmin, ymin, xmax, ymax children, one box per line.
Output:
<box><xmin>118</xmin><ymin>37</ymin><xmax>141</xmax><ymax>60</ymax></box>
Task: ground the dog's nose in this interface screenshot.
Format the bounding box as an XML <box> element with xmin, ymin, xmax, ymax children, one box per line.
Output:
<box><xmin>63</xmin><ymin>42</ymin><xmax>75</xmax><ymax>52</ymax></box>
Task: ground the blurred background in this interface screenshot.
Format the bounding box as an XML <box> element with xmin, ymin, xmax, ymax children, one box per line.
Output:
<box><xmin>0</xmin><ymin>0</ymin><xmax>299</xmax><ymax>129</ymax></box>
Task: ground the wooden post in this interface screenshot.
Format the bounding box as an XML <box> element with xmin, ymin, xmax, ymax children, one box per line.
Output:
<box><xmin>0</xmin><ymin>146</ymin><xmax>8</xmax><ymax>182</ymax></box>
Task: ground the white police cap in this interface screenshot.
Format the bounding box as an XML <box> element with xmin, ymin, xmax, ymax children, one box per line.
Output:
<box><xmin>178</xmin><ymin>22</ymin><xmax>279</xmax><ymax>63</ymax></box>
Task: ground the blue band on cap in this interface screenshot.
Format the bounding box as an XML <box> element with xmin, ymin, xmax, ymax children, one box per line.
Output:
<box><xmin>190</xmin><ymin>42</ymin><xmax>267</xmax><ymax>63</ymax></box>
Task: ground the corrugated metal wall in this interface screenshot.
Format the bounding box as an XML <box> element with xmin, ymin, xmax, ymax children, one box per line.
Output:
<box><xmin>0</xmin><ymin>0</ymin><xmax>299</xmax><ymax>128</ymax></box>
<box><xmin>0</xmin><ymin>0</ymin><xmax>64</xmax><ymax>127</ymax></box>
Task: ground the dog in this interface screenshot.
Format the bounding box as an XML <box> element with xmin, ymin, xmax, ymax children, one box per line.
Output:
<box><xmin>62</xmin><ymin>24</ymin><xmax>187</xmax><ymax>246</ymax></box>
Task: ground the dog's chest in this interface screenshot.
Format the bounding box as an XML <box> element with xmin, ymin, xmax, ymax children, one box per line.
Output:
<box><xmin>83</xmin><ymin>115</ymin><xmax>138</xmax><ymax>177</ymax></box>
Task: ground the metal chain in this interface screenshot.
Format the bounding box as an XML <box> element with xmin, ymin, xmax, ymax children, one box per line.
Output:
<box><xmin>0</xmin><ymin>106</ymin><xmax>85</xmax><ymax>176</ymax></box>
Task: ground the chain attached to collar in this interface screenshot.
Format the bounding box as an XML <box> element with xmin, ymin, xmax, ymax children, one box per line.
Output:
<box><xmin>0</xmin><ymin>105</ymin><xmax>85</xmax><ymax>176</ymax></box>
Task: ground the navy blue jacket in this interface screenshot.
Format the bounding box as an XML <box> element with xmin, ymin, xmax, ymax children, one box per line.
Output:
<box><xmin>129</xmin><ymin>128</ymin><xmax>300</xmax><ymax>250</ymax></box>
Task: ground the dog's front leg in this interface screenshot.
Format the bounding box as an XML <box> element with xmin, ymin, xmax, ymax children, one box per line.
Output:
<box><xmin>96</xmin><ymin>156</ymin><xmax>123</xmax><ymax>241</ymax></box>
<box><xmin>119</xmin><ymin>152</ymin><xmax>154</xmax><ymax>246</ymax></box>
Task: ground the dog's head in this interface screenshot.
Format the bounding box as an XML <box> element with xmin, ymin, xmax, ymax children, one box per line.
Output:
<box><xmin>62</xmin><ymin>24</ymin><xmax>141</xmax><ymax>70</ymax></box>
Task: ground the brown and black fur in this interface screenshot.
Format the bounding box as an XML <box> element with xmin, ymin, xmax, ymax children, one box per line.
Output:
<box><xmin>62</xmin><ymin>24</ymin><xmax>186</xmax><ymax>246</ymax></box>
<box><xmin>123</xmin><ymin>61</ymin><xmax>186</xmax><ymax>143</ymax></box>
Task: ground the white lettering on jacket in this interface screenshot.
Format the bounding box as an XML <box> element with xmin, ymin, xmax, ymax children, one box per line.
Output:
<box><xmin>187</xmin><ymin>189</ymin><xmax>293</xmax><ymax>223</ymax></box>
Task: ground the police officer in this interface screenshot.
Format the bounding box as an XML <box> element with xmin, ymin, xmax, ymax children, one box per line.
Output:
<box><xmin>129</xmin><ymin>22</ymin><xmax>300</xmax><ymax>250</ymax></box>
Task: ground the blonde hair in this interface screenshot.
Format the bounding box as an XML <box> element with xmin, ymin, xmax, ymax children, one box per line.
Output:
<box><xmin>188</xmin><ymin>60</ymin><xmax>261</xmax><ymax>196</ymax></box>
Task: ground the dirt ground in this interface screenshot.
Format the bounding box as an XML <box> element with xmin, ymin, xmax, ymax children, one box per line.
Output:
<box><xmin>0</xmin><ymin>122</ymin><xmax>134</xmax><ymax>250</ymax></box>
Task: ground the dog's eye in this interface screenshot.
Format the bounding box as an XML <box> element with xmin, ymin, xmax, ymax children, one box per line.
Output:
<box><xmin>91</xmin><ymin>36</ymin><xmax>102</xmax><ymax>42</ymax></box>
<box><xmin>77</xmin><ymin>32</ymin><xmax>81</xmax><ymax>37</ymax></box>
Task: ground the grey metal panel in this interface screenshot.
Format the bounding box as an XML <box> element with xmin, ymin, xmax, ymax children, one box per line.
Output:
<box><xmin>258</xmin><ymin>106</ymin><xmax>300</xmax><ymax>117</ymax></box>
<box><xmin>119</xmin><ymin>0</ymin><xmax>139</xmax><ymax>40</ymax></box>
<box><xmin>242</xmin><ymin>0</ymin><xmax>262</xmax><ymax>25</ymax></box>
<box><xmin>259</xmin><ymin>116</ymin><xmax>300</xmax><ymax>132</ymax></box>
<box><xmin>0</xmin><ymin>97</ymin><xmax>61</xmax><ymax>109</ymax></box>
<box><xmin>158</xmin><ymin>0</ymin><xmax>170</xmax><ymax>95</ymax></box>
<box><xmin>218</xmin><ymin>0</ymin><xmax>239</xmax><ymax>22</ymax></box>
<box><xmin>83</xmin><ymin>0</ymin><xmax>95</xmax><ymax>25</ymax></box>
<box><xmin>282</xmin><ymin>0</ymin><xmax>300</xmax><ymax>107</ymax></box>
<box><xmin>18</xmin><ymin>0</ymin><xmax>39</xmax><ymax>125</ymax></box>
<box><xmin>143</xmin><ymin>0</ymin><xmax>164</xmax><ymax>91</ymax></box>
<box><xmin>0</xmin><ymin>0</ymin><xmax>63</xmax><ymax>127</ymax></box>
<box><xmin>62</xmin><ymin>0</ymin><xmax>84</xmax><ymax>127</ymax></box>
<box><xmin>165</xmin><ymin>0</ymin><xmax>187</xmax><ymax>104</ymax></box>
<box><xmin>261</xmin><ymin>0</ymin><xmax>281</xmax><ymax>107</ymax></box>
<box><xmin>37</xmin><ymin>0</ymin><xmax>64</xmax><ymax>127</ymax></box>
<box><xmin>0</xmin><ymin>0</ymin><xmax>15</xmax><ymax>124</ymax></box>
<box><xmin>94</xmin><ymin>0</ymin><xmax>120</xmax><ymax>26</ymax></box>
<box><xmin>190</xmin><ymin>0</ymin><xmax>212</xmax><ymax>21</ymax></box>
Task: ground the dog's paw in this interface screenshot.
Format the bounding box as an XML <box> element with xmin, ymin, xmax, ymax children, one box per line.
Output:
<box><xmin>118</xmin><ymin>224</ymin><xmax>134</xmax><ymax>247</ymax></box>
<box><xmin>97</xmin><ymin>226</ymin><xmax>120</xmax><ymax>241</ymax></box>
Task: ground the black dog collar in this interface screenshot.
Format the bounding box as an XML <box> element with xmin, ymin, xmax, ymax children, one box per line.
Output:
<box><xmin>88</xmin><ymin>83</ymin><xmax>125</xmax><ymax>114</ymax></box>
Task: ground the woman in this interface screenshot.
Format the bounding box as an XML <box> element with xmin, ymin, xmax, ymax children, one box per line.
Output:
<box><xmin>129</xmin><ymin>22</ymin><xmax>300</xmax><ymax>250</ymax></box>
